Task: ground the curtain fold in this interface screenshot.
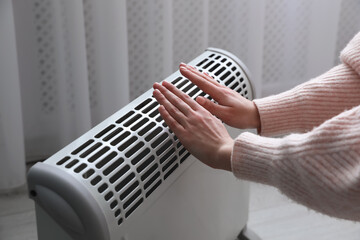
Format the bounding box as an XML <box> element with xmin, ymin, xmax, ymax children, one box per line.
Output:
<box><xmin>1</xmin><ymin>0</ymin><xmax>359</xmax><ymax>191</ymax></box>
<box><xmin>0</xmin><ymin>0</ymin><xmax>26</xmax><ymax>190</ymax></box>
<box><xmin>83</xmin><ymin>0</ymin><xmax>129</xmax><ymax>125</ymax></box>
<box><xmin>13</xmin><ymin>0</ymin><xmax>92</xmax><ymax>163</ymax></box>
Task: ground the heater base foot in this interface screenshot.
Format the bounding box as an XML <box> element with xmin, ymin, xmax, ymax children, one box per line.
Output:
<box><xmin>238</xmin><ymin>225</ymin><xmax>261</xmax><ymax>240</ymax></box>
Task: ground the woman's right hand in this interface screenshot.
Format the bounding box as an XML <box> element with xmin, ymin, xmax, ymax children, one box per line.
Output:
<box><xmin>179</xmin><ymin>63</ymin><xmax>261</xmax><ymax>130</ymax></box>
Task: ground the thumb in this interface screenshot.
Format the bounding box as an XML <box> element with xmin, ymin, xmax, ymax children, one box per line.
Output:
<box><xmin>196</xmin><ymin>96</ymin><xmax>225</xmax><ymax>116</ymax></box>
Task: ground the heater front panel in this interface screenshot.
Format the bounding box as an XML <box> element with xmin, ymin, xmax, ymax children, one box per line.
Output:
<box><xmin>28</xmin><ymin>48</ymin><xmax>253</xmax><ymax>240</ymax></box>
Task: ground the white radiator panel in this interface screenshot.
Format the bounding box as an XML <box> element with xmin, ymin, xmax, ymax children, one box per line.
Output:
<box><xmin>28</xmin><ymin>48</ymin><xmax>254</xmax><ymax>240</ymax></box>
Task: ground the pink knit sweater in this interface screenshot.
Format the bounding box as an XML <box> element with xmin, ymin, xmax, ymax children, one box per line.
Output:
<box><xmin>231</xmin><ymin>32</ymin><xmax>360</xmax><ymax>221</ymax></box>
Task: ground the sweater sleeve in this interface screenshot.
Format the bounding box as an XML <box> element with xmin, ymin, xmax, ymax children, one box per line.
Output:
<box><xmin>254</xmin><ymin>32</ymin><xmax>360</xmax><ymax>137</ymax></box>
<box><xmin>231</xmin><ymin>105</ymin><xmax>360</xmax><ymax>221</ymax></box>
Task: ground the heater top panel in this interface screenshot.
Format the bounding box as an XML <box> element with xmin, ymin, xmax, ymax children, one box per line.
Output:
<box><xmin>27</xmin><ymin>48</ymin><xmax>254</xmax><ymax>240</ymax></box>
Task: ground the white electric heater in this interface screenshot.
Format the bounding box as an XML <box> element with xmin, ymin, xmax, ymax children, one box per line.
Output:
<box><xmin>28</xmin><ymin>48</ymin><xmax>255</xmax><ymax>240</ymax></box>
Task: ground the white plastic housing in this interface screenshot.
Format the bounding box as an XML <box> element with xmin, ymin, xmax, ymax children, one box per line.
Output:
<box><xmin>28</xmin><ymin>48</ymin><xmax>254</xmax><ymax>240</ymax></box>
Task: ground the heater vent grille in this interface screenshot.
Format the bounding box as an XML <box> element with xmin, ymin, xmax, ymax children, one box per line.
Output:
<box><xmin>51</xmin><ymin>49</ymin><xmax>252</xmax><ymax>227</ymax></box>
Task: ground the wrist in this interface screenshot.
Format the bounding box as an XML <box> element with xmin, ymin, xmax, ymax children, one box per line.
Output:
<box><xmin>250</xmin><ymin>101</ymin><xmax>261</xmax><ymax>131</ymax></box>
<box><xmin>217</xmin><ymin>139</ymin><xmax>234</xmax><ymax>172</ymax></box>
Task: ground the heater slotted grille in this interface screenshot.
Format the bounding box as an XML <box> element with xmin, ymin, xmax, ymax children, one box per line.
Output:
<box><xmin>51</xmin><ymin>49</ymin><xmax>252</xmax><ymax>227</ymax></box>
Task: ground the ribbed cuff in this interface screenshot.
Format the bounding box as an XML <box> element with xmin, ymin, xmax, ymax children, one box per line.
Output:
<box><xmin>231</xmin><ymin>132</ymin><xmax>282</xmax><ymax>186</ymax></box>
<box><xmin>253</xmin><ymin>88</ymin><xmax>303</xmax><ymax>137</ymax></box>
<box><xmin>340</xmin><ymin>31</ymin><xmax>360</xmax><ymax>75</ymax></box>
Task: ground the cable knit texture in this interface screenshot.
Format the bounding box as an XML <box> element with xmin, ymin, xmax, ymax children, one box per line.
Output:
<box><xmin>232</xmin><ymin>32</ymin><xmax>360</xmax><ymax>221</ymax></box>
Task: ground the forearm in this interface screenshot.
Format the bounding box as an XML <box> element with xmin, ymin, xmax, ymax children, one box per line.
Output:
<box><xmin>254</xmin><ymin>63</ymin><xmax>360</xmax><ymax>136</ymax></box>
<box><xmin>255</xmin><ymin>31</ymin><xmax>360</xmax><ymax>137</ymax></box>
<box><xmin>231</xmin><ymin>105</ymin><xmax>360</xmax><ymax>221</ymax></box>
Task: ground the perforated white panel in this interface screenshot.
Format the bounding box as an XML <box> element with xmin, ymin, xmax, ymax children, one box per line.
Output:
<box><xmin>263</xmin><ymin>0</ymin><xmax>286</xmax><ymax>84</ymax></box>
<box><xmin>208</xmin><ymin>0</ymin><xmax>250</xmax><ymax>63</ymax></box>
<box><xmin>13</xmin><ymin>0</ymin><xmax>92</xmax><ymax>162</ymax></box>
<box><xmin>335</xmin><ymin>0</ymin><xmax>360</xmax><ymax>65</ymax></box>
<box><xmin>33</xmin><ymin>0</ymin><xmax>58</xmax><ymax>114</ymax></box>
<box><xmin>285</xmin><ymin>1</ymin><xmax>312</xmax><ymax>81</ymax></box>
<box><xmin>59</xmin><ymin>1</ymin><xmax>77</xmax><ymax>112</ymax></box>
<box><xmin>32</xmin><ymin>0</ymin><xmax>80</xmax><ymax>114</ymax></box>
<box><xmin>127</xmin><ymin>0</ymin><xmax>167</xmax><ymax>100</ymax></box>
<box><xmin>172</xmin><ymin>0</ymin><xmax>205</xmax><ymax>71</ymax></box>
<box><xmin>83</xmin><ymin>0</ymin><xmax>99</xmax><ymax>110</ymax></box>
<box><xmin>262</xmin><ymin>0</ymin><xmax>312</xmax><ymax>85</ymax></box>
<box><xmin>151</xmin><ymin>0</ymin><xmax>166</xmax><ymax>83</ymax></box>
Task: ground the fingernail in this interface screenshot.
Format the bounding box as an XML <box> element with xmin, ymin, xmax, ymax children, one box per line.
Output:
<box><xmin>196</xmin><ymin>96</ymin><xmax>205</xmax><ymax>104</ymax></box>
<box><xmin>179</xmin><ymin>66</ymin><xmax>187</xmax><ymax>71</ymax></box>
<box><xmin>153</xmin><ymin>82</ymin><xmax>161</xmax><ymax>89</ymax></box>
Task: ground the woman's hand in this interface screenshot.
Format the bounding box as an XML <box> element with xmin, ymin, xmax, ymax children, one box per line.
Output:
<box><xmin>179</xmin><ymin>63</ymin><xmax>260</xmax><ymax>130</ymax></box>
<box><xmin>153</xmin><ymin>81</ymin><xmax>233</xmax><ymax>171</ymax></box>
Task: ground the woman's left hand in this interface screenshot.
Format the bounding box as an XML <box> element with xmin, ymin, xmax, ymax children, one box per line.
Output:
<box><xmin>153</xmin><ymin>81</ymin><xmax>233</xmax><ymax>171</ymax></box>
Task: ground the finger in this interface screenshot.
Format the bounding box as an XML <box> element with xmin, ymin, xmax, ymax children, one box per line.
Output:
<box><xmin>203</xmin><ymin>71</ymin><xmax>211</xmax><ymax>78</ymax></box>
<box><xmin>153</xmin><ymin>89</ymin><xmax>188</xmax><ymax>127</ymax></box>
<box><xmin>180</xmin><ymin>66</ymin><xmax>225</xmax><ymax>103</ymax></box>
<box><xmin>179</xmin><ymin>62</ymin><xmax>186</xmax><ymax>68</ymax></box>
<box><xmin>179</xmin><ymin>63</ymin><xmax>220</xmax><ymax>87</ymax></box>
<box><xmin>185</xmin><ymin>64</ymin><xmax>222</xmax><ymax>87</ymax></box>
<box><xmin>158</xmin><ymin>105</ymin><xmax>185</xmax><ymax>138</ymax></box>
<box><xmin>153</xmin><ymin>82</ymin><xmax>193</xmax><ymax>117</ymax></box>
<box><xmin>161</xmin><ymin>81</ymin><xmax>201</xmax><ymax>111</ymax></box>
<box><xmin>196</xmin><ymin>96</ymin><xmax>229</xmax><ymax>115</ymax></box>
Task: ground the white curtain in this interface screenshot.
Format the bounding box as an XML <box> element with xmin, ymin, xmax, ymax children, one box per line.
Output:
<box><xmin>1</xmin><ymin>0</ymin><xmax>360</xmax><ymax>191</ymax></box>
